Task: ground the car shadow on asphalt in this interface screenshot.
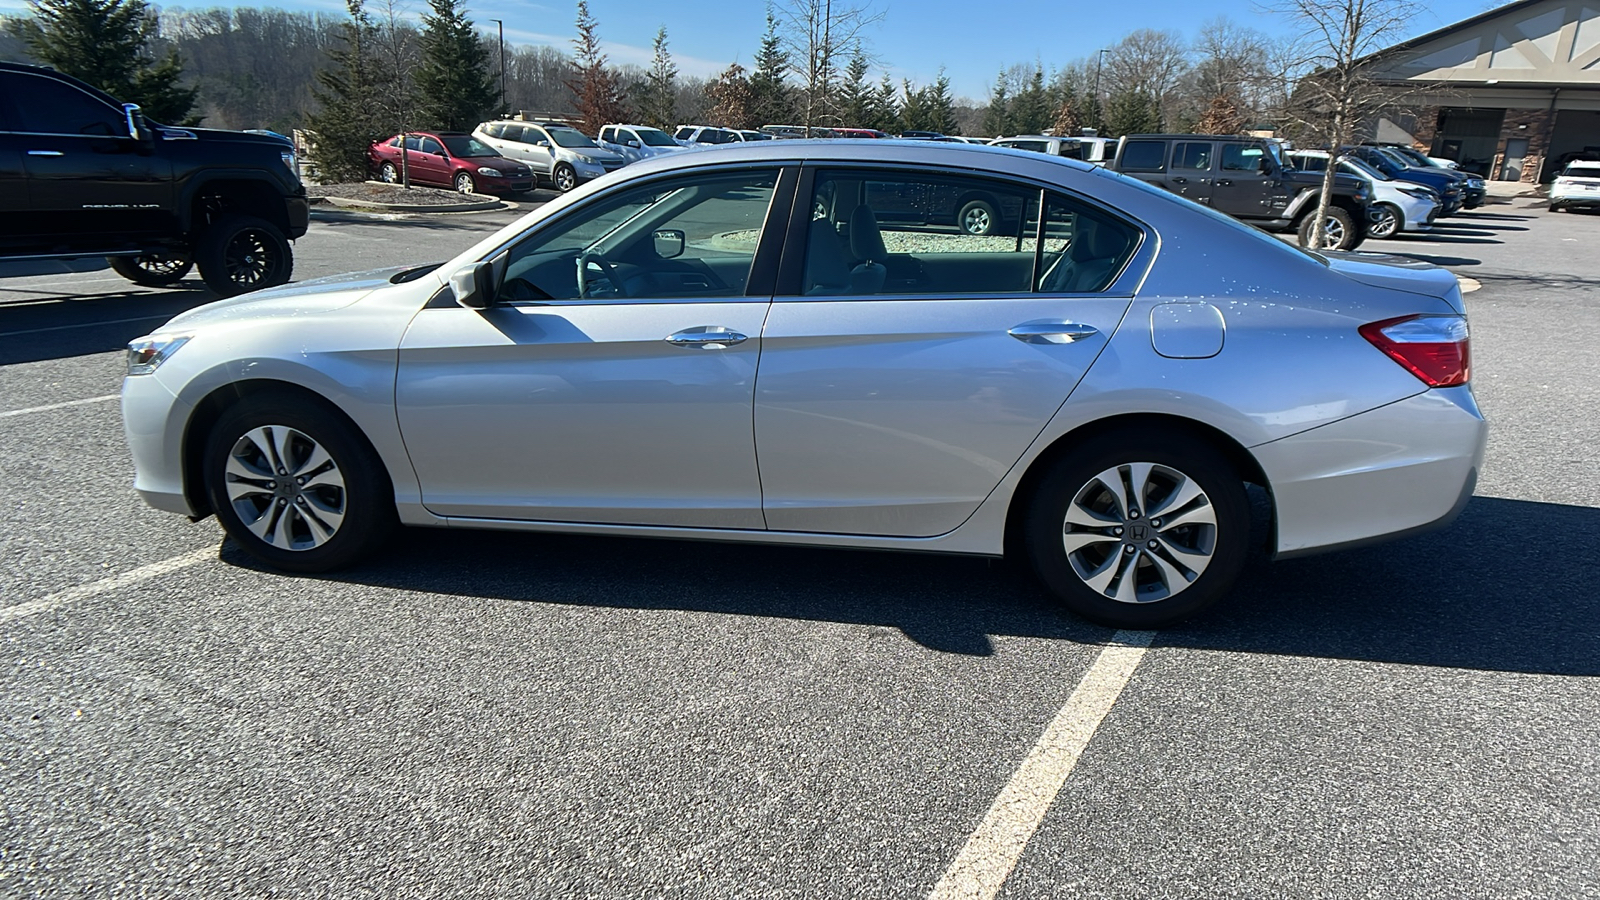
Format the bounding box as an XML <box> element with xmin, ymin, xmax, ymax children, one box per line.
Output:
<box><xmin>242</xmin><ymin>495</ymin><xmax>1598</xmax><ymax>675</ymax></box>
<box><xmin>0</xmin><ymin>285</ymin><xmax>216</xmax><ymax>365</ymax></box>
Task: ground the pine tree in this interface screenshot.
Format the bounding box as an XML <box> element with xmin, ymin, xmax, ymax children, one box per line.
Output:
<box><xmin>748</xmin><ymin>9</ymin><xmax>792</xmax><ymax>126</ymax></box>
<box><xmin>1105</xmin><ymin>89</ymin><xmax>1162</xmax><ymax>137</ymax></box>
<box><xmin>980</xmin><ymin>71</ymin><xmax>1011</xmax><ymax>138</ymax></box>
<box><xmin>837</xmin><ymin>50</ymin><xmax>871</xmax><ymax>127</ymax></box>
<box><xmin>637</xmin><ymin>26</ymin><xmax>677</xmax><ymax>129</ymax></box>
<box><xmin>897</xmin><ymin>79</ymin><xmax>934</xmax><ymax>133</ymax></box>
<box><xmin>927</xmin><ymin>69</ymin><xmax>958</xmax><ymax>135</ymax></box>
<box><xmin>414</xmin><ymin>0</ymin><xmax>498</xmax><ymax>131</ymax></box>
<box><xmin>870</xmin><ymin>74</ymin><xmax>899</xmax><ymax>132</ymax></box>
<box><xmin>1010</xmin><ymin>67</ymin><xmax>1049</xmax><ymax>134</ymax></box>
<box><xmin>20</xmin><ymin>0</ymin><xmax>197</xmax><ymax>123</ymax></box>
<box><xmin>307</xmin><ymin>0</ymin><xmax>384</xmax><ymax>183</ymax></box>
<box><xmin>566</xmin><ymin>0</ymin><xmax>628</xmax><ymax>135</ymax></box>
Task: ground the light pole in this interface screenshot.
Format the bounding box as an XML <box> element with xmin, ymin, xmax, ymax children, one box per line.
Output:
<box><xmin>490</xmin><ymin>18</ymin><xmax>507</xmax><ymax>117</ymax></box>
<box><xmin>1093</xmin><ymin>48</ymin><xmax>1109</xmax><ymax>133</ymax></box>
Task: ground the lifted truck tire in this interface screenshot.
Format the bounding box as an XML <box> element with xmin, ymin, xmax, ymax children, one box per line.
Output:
<box><xmin>196</xmin><ymin>214</ymin><xmax>293</xmax><ymax>297</ymax></box>
<box><xmin>109</xmin><ymin>252</ymin><xmax>194</xmax><ymax>287</ymax></box>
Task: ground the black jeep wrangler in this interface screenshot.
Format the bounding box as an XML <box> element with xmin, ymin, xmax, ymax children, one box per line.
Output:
<box><xmin>0</xmin><ymin>62</ymin><xmax>308</xmax><ymax>296</ymax></box>
<box><xmin>1109</xmin><ymin>134</ymin><xmax>1373</xmax><ymax>251</ymax></box>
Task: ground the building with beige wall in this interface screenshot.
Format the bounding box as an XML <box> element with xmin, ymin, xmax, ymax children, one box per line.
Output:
<box><xmin>1359</xmin><ymin>0</ymin><xmax>1600</xmax><ymax>182</ymax></box>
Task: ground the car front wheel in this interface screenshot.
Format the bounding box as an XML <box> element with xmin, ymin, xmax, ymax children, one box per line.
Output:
<box><xmin>1368</xmin><ymin>203</ymin><xmax>1402</xmax><ymax>239</ymax></box>
<box><xmin>195</xmin><ymin>214</ymin><xmax>292</xmax><ymax>297</ymax></box>
<box><xmin>203</xmin><ymin>393</ymin><xmax>395</xmax><ymax>573</ymax></box>
<box><xmin>1023</xmin><ymin>427</ymin><xmax>1251</xmax><ymax>628</ymax></box>
<box><xmin>958</xmin><ymin>199</ymin><xmax>997</xmax><ymax>235</ymax></box>
<box><xmin>454</xmin><ymin>171</ymin><xmax>476</xmax><ymax>194</ymax></box>
<box><xmin>554</xmin><ymin>163</ymin><xmax>578</xmax><ymax>192</ymax></box>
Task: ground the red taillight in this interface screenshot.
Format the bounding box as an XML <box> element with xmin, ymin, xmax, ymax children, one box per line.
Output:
<box><xmin>1359</xmin><ymin>314</ymin><xmax>1471</xmax><ymax>387</ymax></box>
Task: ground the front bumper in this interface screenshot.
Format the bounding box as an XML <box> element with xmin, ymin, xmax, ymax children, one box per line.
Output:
<box><xmin>1253</xmin><ymin>386</ymin><xmax>1487</xmax><ymax>559</ymax></box>
<box><xmin>123</xmin><ymin>372</ymin><xmax>197</xmax><ymax>517</ymax></box>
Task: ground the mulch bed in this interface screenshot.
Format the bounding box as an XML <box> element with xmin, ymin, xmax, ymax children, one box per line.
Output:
<box><xmin>308</xmin><ymin>183</ymin><xmax>476</xmax><ymax>206</ymax></box>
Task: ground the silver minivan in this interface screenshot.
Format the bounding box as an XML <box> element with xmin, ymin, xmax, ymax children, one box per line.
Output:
<box><xmin>474</xmin><ymin>120</ymin><xmax>625</xmax><ymax>192</ymax></box>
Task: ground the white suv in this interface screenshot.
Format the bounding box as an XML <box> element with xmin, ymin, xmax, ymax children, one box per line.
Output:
<box><xmin>988</xmin><ymin>135</ymin><xmax>1114</xmax><ymax>165</ymax></box>
<box><xmin>596</xmin><ymin>124</ymin><xmax>685</xmax><ymax>164</ymax></box>
<box><xmin>1287</xmin><ymin>149</ymin><xmax>1439</xmax><ymax>239</ymax></box>
<box><xmin>474</xmin><ymin>121</ymin><xmax>625</xmax><ymax>192</ymax></box>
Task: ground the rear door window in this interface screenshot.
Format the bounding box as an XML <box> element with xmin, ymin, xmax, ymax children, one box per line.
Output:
<box><xmin>1172</xmin><ymin>142</ymin><xmax>1213</xmax><ymax>171</ymax></box>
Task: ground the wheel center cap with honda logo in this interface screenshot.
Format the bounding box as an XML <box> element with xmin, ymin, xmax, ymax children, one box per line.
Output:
<box><xmin>1129</xmin><ymin>523</ymin><xmax>1148</xmax><ymax>542</ymax></box>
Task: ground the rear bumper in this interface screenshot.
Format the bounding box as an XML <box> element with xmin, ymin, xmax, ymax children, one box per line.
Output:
<box><xmin>1254</xmin><ymin>386</ymin><xmax>1487</xmax><ymax>559</ymax></box>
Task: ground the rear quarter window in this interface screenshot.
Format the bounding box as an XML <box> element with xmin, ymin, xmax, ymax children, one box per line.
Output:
<box><xmin>1119</xmin><ymin>141</ymin><xmax>1167</xmax><ymax>172</ymax></box>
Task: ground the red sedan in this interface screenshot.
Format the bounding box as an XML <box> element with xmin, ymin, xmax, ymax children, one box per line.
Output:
<box><xmin>369</xmin><ymin>131</ymin><xmax>535</xmax><ymax>195</ymax></box>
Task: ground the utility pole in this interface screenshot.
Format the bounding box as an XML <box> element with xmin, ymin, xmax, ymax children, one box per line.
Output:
<box><xmin>490</xmin><ymin>18</ymin><xmax>507</xmax><ymax>117</ymax></box>
<box><xmin>1094</xmin><ymin>48</ymin><xmax>1109</xmax><ymax>132</ymax></box>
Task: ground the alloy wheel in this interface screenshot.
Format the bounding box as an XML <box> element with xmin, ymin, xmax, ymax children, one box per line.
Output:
<box><xmin>222</xmin><ymin>228</ymin><xmax>280</xmax><ymax>290</ymax></box>
<box><xmin>223</xmin><ymin>425</ymin><xmax>347</xmax><ymax>551</ymax></box>
<box><xmin>1370</xmin><ymin>206</ymin><xmax>1399</xmax><ymax>239</ymax></box>
<box><xmin>962</xmin><ymin>207</ymin><xmax>992</xmax><ymax>234</ymax></box>
<box><xmin>1061</xmin><ymin>462</ymin><xmax>1218</xmax><ymax>604</ymax></box>
<box><xmin>455</xmin><ymin>172</ymin><xmax>475</xmax><ymax>194</ymax></box>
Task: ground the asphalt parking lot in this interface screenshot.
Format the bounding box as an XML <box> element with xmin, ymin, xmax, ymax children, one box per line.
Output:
<box><xmin>2</xmin><ymin>196</ymin><xmax>1597</xmax><ymax>898</ymax></box>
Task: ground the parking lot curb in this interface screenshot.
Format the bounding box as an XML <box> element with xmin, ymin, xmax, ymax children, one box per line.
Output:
<box><xmin>318</xmin><ymin>193</ymin><xmax>509</xmax><ymax>213</ymax></box>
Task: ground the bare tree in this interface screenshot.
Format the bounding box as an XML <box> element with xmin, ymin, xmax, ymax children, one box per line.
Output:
<box><xmin>704</xmin><ymin>63</ymin><xmax>754</xmax><ymax>128</ymax></box>
<box><xmin>1273</xmin><ymin>0</ymin><xmax>1418</xmax><ymax>248</ymax></box>
<box><xmin>774</xmin><ymin>0</ymin><xmax>883</xmax><ymax>129</ymax></box>
<box><xmin>1102</xmin><ymin>28</ymin><xmax>1190</xmax><ymax>128</ymax></box>
<box><xmin>370</xmin><ymin>0</ymin><xmax>419</xmax><ymax>187</ymax></box>
<box><xmin>1187</xmin><ymin>17</ymin><xmax>1272</xmax><ymax>128</ymax></box>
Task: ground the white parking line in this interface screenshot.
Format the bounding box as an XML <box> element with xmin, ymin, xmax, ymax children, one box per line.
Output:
<box><xmin>0</xmin><ymin>547</ymin><xmax>215</xmax><ymax>624</ymax></box>
<box><xmin>928</xmin><ymin>629</ymin><xmax>1155</xmax><ymax>900</ymax></box>
<box><xmin>0</xmin><ymin>394</ymin><xmax>120</xmax><ymax>419</ymax></box>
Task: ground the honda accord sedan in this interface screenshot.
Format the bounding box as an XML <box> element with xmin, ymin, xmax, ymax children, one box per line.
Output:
<box><xmin>123</xmin><ymin>141</ymin><xmax>1486</xmax><ymax>627</ymax></box>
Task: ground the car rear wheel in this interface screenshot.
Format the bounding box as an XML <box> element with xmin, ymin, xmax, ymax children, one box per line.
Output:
<box><xmin>195</xmin><ymin>214</ymin><xmax>293</xmax><ymax>297</ymax></box>
<box><xmin>1297</xmin><ymin>206</ymin><xmax>1358</xmax><ymax>251</ymax></box>
<box><xmin>958</xmin><ymin>199</ymin><xmax>997</xmax><ymax>235</ymax></box>
<box><xmin>1368</xmin><ymin>203</ymin><xmax>1402</xmax><ymax>239</ymax></box>
<box><xmin>454</xmin><ymin>171</ymin><xmax>476</xmax><ymax>194</ymax></box>
<box><xmin>109</xmin><ymin>252</ymin><xmax>193</xmax><ymax>287</ymax></box>
<box><xmin>1023</xmin><ymin>427</ymin><xmax>1251</xmax><ymax>628</ymax></box>
<box><xmin>554</xmin><ymin>163</ymin><xmax>578</xmax><ymax>192</ymax></box>
<box><xmin>379</xmin><ymin>162</ymin><xmax>399</xmax><ymax>183</ymax></box>
<box><xmin>204</xmin><ymin>393</ymin><xmax>395</xmax><ymax>573</ymax></box>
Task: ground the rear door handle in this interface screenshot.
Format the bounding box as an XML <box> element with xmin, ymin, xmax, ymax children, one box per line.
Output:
<box><xmin>1216</xmin><ymin>178</ymin><xmax>1233</xmax><ymax>186</ymax></box>
<box><xmin>1008</xmin><ymin>322</ymin><xmax>1099</xmax><ymax>344</ymax></box>
<box><xmin>27</xmin><ymin>150</ymin><xmax>64</xmax><ymax>157</ymax></box>
<box><xmin>666</xmin><ymin>326</ymin><xmax>747</xmax><ymax>348</ymax></box>
<box><xmin>1170</xmin><ymin>177</ymin><xmax>1188</xmax><ymax>185</ymax></box>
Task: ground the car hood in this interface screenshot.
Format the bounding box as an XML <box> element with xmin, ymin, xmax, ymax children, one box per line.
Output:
<box><xmin>153</xmin><ymin>125</ymin><xmax>290</xmax><ymax>149</ymax></box>
<box><xmin>160</xmin><ymin>266</ymin><xmax>415</xmax><ymax>330</ymax></box>
<box><xmin>466</xmin><ymin>155</ymin><xmax>531</xmax><ymax>172</ymax></box>
<box><xmin>569</xmin><ymin>147</ymin><xmax>623</xmax><ymax>161</ymax></box>
<box><xmin>1322</xmin><ymin>252</ymin><xmax>1465</xmax><ymax>313</ymax></box>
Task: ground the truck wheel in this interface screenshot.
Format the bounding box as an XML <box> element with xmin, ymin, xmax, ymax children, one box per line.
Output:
<box><xmin>196</xmin><ymin>214</ymin><xmax>293</xmax><ymax>297</ymax></box>
<box><xmin>109</xmin><ymin>252</ymin><xmax>193</xmax><ymax>287</ymax></box>
<box><xmin>1297</xmin><ymin>206</ymin><xmax>1357</xmax><ymax>251</ymax></box>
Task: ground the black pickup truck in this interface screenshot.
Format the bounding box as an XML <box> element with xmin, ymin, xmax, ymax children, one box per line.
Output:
<box><xmin>0</xmin><ymin>62</ymin><xmax>308</xmax><ymax>296</ymax></box>
<box><xmin>1108</xmin><ymin>134</ymin><xmax>1373</xmax><ymax>251</ymax></box>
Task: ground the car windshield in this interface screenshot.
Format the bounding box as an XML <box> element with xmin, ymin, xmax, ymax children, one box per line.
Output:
<box><xmin>549</xmin><ymin>128</ymin><xmax>599</xmax><ymax>148</ymax></box>
<box><xmin>1375</xmin><ymin>148</ymin><xmax>1413</xmax><ymax>169</ymax></box>
<box><xmin>1341</xmin><ymin>157</ymin><xmax>1389</xmax><ymax>181</ymax></box>
<box><xmin>636</xmin><ymin>128</ymin><xmax>677</xmax><ymax>147</ymax></box>
<box><xmin>441</xmin><ymin>136</ymin><xmax>497</xmax><ymax>157</ymax></box>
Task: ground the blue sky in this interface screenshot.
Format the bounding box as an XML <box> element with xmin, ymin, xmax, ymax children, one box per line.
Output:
<box><xmin>0</xmin><ymin>0</ymin><xmax>1505</xmax><ymax>100</ymax></box>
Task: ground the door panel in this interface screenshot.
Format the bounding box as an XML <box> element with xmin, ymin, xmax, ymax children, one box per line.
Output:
<box><xmin>1165</xmin><ymin>140</ymin><xmax>1214</xmax><ymax>205</ymax></box>
<box><xmin>1211</xmin><ymin>142</ymin><xmax>1279</xmax><ymax>218</ymax></box>
<box><xmin>755</xmin><ymin>296</ymin><xmax>1131</xmax><ymax>536</ymax></box>
<box><xmin>397</xmin><ymin>302</ymin><xmax>769</xmax><ymax>527</ymax></box>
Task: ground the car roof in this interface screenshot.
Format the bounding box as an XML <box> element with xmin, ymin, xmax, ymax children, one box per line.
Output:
<box><xmin>592</xmin><ymin>138</ymin><xmax>1099</xmax><ymax>181</ymax></box>
<box><xmin>1568</xmin><ymin>160</ymin><xmax>1600</xmax><ymax>169</ymax></box>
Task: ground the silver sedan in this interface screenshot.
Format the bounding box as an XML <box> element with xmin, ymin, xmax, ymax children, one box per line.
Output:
<box><xmin>122</xmin><ymin>141</ymin><xmax>1486</xmax><ymax>627</ymax></box>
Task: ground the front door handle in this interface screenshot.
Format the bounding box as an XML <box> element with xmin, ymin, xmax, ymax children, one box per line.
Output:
<box><xmin>1008</xmin><ymin>321</ymin><xmax>1099</xmax><ymax>344</ymax></box>
<box><xmin>27</xmin><ymin>150</ymin><xmax>64</xmax><ymax>157</ymax></box>
<box><xmin>1170</xmin><ymin>176</ymin><xmax>1188</xmax><ymax>184</ymax></box>
<box><xmin>666</xmin><ymin>326</ymin><xmax>747</xmax><ymax>348</ymax></box>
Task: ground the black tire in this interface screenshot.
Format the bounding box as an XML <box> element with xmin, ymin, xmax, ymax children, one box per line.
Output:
<box><xmin>195</xmin><ymin>214</ymin><xmax>293</xmax><ymax>297</ymax></box>
<box><xmin>958</xmin><ymin>199</ymin><xmax>998</xmax><ymax>235</ymax></box>
<box><xmin>553</xmin><ymin>163</ymin><xmax>578</xmax><ymax>193</ymax></box>
<box><xmin>454</xmin><ymin>171</ymin><xmax>476</xmax><ymax>194</ymax></box>
<box><xmin>1368</xmin><ymin>203</ymin><xmax>1402</xmax><ymax>239</ymax></box>
<box><xmin>1296</xmin><ymin>205</ymin><xmax>1358</xmax><ymax>251</ymax></box>
<box><xmin>204</xmin><ymin>392</ymin><xmax>395</xmax><ymax>573</ymax></box>
<box><xmin>379</xmin><ymin>161</ymin><xmax>399</xmax><ymax>183</ymax></box>
<box><xmin>1022</xmin><ymin>427</ymin><xmax>1251</xmax><ymax>628</ymax></box>
<box><xmin>109</xmin><ymin>252</ymin><xmax>193</xmax><ymax>287</ymax></box>
<box><xmin>1549</xmin><ymin>202</ymin><xmax>1563</xmax><ymax>212</ymax></box>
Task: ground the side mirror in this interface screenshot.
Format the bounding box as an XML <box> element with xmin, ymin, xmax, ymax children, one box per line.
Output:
<box><xmin>449</xmin><ymin>261</ymin><xmax>498</xmax><ymax>309</ymax></box>
<box><xmin>1258</xmin><ymin>157</ymin><xmax>1273</xmax><ymax>173</ymax></box>
<box><xmin>123</xmin><ymin>103</ymin><xmax>151</xmax><ymax>143</ymax></box>
<box><xmin>653</xmin><ymin>229</ymin><xmax>685</xmax><ymax>259</ymax></box>
<box><xmin>536</xmin><ymin>139</ymin><xmax>550</xmax><ymax>148</ymax></box>
<box><xmin>626</xmin><ymin>139</ymin><xmax>640</xmax><ymax>148</ymax></box>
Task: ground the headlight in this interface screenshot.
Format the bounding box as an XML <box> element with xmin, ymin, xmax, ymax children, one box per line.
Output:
<box><xmin>1400</xmin><ymin>187</ymin><xmax>1434</xmax><ymax>199</ymax></box>
<box><xmin>1467</xmin><ymin>178</ymin><xmax>1484</xmax><ymax>188</ymax></box>
<box><xmin>476</xmin><ymin>166</ymin><xmax>503</xmax><ymax>177</ymax></box>
<box><xmin>127</xmin><ymin>334</ymin><xmax>192</xmax><ymax>376</ymax></box>
<box><xmin>280</xmin><ymin>149</ymin><xmax>298</xmax><ymax>177</ymax></box>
